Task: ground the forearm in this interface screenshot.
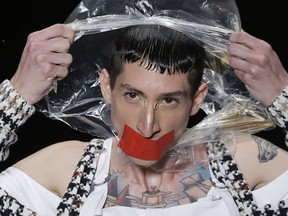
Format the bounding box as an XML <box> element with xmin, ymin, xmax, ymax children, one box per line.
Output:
<box><xmin>0</xmin><ymin>80</ymin><xmax>35</xmax><ymax>161</ymax></box>
<box><xmin>267</xmin><ymin>85</ymin><xmax>288</xmax><ymax>146</ymax></box>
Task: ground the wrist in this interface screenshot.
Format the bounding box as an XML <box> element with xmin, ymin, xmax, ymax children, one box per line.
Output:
<box><xmin>0</xmin><ymin>79</ymin><xmax>35</xmax><ymax>127</ymax></box>
<box><xmin>267</xmin><ymin>85</ymin><xmax>288</xmax><ymax>128</ymax></box>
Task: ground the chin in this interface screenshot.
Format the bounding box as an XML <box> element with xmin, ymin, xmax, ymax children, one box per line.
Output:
<box><xmin>128</xmin><ymin>156</ymin><xmax>158</xmax><ymax>167</ymax></box>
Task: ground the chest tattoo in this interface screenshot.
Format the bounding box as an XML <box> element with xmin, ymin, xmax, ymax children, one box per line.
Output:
<box><xmin>105</xmin><ymin>164</ymin><xmax>212</xmax><ymax>208</ymax></box>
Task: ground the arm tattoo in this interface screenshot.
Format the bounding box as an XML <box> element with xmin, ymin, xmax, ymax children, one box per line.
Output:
<box><xmin>252</xmin><ymin>135</ymin><xmax>278</xmax><ymax>163</ymax></box>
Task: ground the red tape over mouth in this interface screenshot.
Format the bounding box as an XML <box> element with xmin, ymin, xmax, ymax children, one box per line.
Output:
<box><xmin>118</xmin><ymin>124</ymin><xmax>175</xmax><ymax>161</ymax></box>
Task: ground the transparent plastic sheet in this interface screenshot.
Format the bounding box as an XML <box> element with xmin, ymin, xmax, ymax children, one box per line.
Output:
<box><xmin>65</xmin><ymin>0</ymin><xmax>240</xmax><ymax>62</ymax></box>
<box><xmin>152</xmin><ymin>69</ymin><xmax>276</xmax><ymax>171</ymax></box>
<box><xmin>36</xmin><ymin>0</ymin><xmax>243</xmax><ymax>138</ymax></box>
<box><xmin>35</xmin><ymin>0</ymin><xmax>276</xmax><ymax>170</ymax></box>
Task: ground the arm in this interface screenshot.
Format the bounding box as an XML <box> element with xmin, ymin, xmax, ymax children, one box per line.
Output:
<box><xmin>0</xmin><ymin>24</ymin><xmax>75</xmax><ymax>161</ymax></box>
<box><xmin>234</xmin><ymin>134</ymin><xmax>288</xmax><ymax>189</ymax></box>
<box><xmin>228</xmin><ymin>31</ymin><xmax>288</xmax><ymax>145</ymax></box>
<box><xmin>0</xmin><ymin>80</ymin><xmax>35</xmax><ymax>161</ymax></box>
<box><xmin>228</xmin><ymin>31</ymin><xmax>288</xmax><ymax>107</ymax></box>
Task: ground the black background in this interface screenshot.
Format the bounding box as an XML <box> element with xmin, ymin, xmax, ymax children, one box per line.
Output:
<box><xmin>0</xmin><ymin>1</ymin><xmax>287</xmax><ymax>171</ymax></box>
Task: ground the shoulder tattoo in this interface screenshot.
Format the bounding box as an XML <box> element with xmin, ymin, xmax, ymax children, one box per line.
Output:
<box><xmin>252</xmin><ymin>135</ymin><xmax>278</xmax><ymax>163</ymax></box>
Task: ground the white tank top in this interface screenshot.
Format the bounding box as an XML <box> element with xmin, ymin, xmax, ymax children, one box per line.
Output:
<box><xmin>0</xmin><ymin>138</ymin><xmax>288</xmax><ymax>216</ymax></box>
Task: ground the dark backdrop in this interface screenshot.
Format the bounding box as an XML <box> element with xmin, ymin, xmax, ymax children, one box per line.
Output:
<box><xmin>0</xmin><ymin>1</ymin><xmax>287</xmax><ymax>171</ymax></box>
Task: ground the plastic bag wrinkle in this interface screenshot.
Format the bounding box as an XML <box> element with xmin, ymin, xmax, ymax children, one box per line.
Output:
<box><xmin>36</xmin><ymin>0</ymin><xmax>275</xmax><ymax>153</ymax></box>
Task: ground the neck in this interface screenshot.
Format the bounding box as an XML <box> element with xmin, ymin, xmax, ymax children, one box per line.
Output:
<box><xmin>108</xmin><ymin>138</ymin><xmax>212</xmax><ymax>208</ymax></box>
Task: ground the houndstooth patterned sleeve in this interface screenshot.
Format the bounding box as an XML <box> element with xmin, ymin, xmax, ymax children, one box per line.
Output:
<box><xmin>267</xmin><ymin>85</ymin><xmax>288</xmax><ymax>147</ymax></box>
<box><xmin>0</xmin><ymin>80</ymin><xmax>35</xmax><ymax>161</ymax></box>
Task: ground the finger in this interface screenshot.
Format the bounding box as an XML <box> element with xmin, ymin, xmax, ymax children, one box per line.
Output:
<box><xmin>230</xmin><ymin>31</ymin><xmax>255</xmax><ymax>44</ymax></box>
<box><xmin>229</xmin><ymin>44</ymin><xmax>273</xmax><ymax>73</ymax></box>
<box><xmin>46</xmin><ymin>37</ymin><xmax>72</xmax><ymax>53</ymax></box>
<box><xmin>30</xmin><ymin>37</ymin><xmax>73</xmax><ymax>54</ymax></box>
<box><xmin>231</xmin><ymin>56</ymin><xmax>265</xmax><ymax>78</ymax></box>
<box><xmin>234</xmin><ymin>69</ymin><xmax>258</xmax><ymax>88</ymax></box>
<box><xmin>44</xmin><ymin>64</ymin><xmax>69</xmax><ymax>81</ymax></box>
<box><xmin>28</xmin><ymin>24</ymin><xmax>75</xmax><ymax>44</ymax></box>
<box><xmin>28</xmin><ymin>57</ymin><xmax>70</xmax><ymax>82</ymax></box>
<box><xmin>50</xmin><ymin>53</ymin><xmax>73</xmax><ymax>67</ymax></box>
<box><xmin>35</xmin><ymin>52</ymin><xmax>73</xmax><ymax>68</ymax></box>
<box><xmin>53</xmin><ymin>65</ymin><xmax>69</xmax><ymax>80</ymax></box>
<box><xmin>228</xmin><ymin>42</ymin><xmax>253</xmax><ymax>60</ymax></box>
<box><xmin>61</xmin><ymin>25</ymin><xmax>76</xmax><ymax>44</ymax></box>
<box><xmin>229</xmin><ymin>55</ymin><xmax>251</xmax><ymax>73</ymax></box>
<box><xmin>234</xmin><ymin>69</ymin><xmax>245</xmax><ymax>82</ymax></box>
<box><xmin>230</xmin><ymin>31</ymin><xmax>271</xmax><ymax>52</ymax></box>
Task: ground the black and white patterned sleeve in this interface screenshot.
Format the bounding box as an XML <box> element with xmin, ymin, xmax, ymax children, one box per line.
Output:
<box><xmin>267</xmin><ymin>86</ymin><xmax>288</xmax><ymax>147</ymax></box>
<box><xmin>0</xmin><ymin>80</ymin><xmax>35</xmax><ymax>161</ymax></box>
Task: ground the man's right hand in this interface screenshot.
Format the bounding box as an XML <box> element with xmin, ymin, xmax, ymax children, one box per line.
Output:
<box><xmin>10</xmin><ymin>24</ymin><xmax>75</xmax><ymax>105</ymax></box>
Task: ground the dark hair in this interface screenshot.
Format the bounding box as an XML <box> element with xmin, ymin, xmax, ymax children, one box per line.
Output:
<box><xmin>108</xmin><ymin>25</ymin><xmax>205</xmax><ymax>97</ymax></box>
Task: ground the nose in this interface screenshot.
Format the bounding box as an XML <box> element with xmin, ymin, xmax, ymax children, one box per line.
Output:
<box><xmin>136</xmin><ymin>105</ymin><xmax>160</xmax><ymax>138</ymax></box>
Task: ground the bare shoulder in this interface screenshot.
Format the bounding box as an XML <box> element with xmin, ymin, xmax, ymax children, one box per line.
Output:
<box><xmin>14</xmin><ymin>140</ymin><xmax>89</xmax><ymax>197</ymax></box>
<box><xmin>234</xmin><ymin>134</ymin><xmax>288</xmax><ymax>162</ymax></box>
<box><xmin>14</xmin><ymin>140</ymin><xmax>88</xmax><ymax>169</ymax></box>
<box><xmin>233</xmin><ymin>134</ymin><xmax>288</xmax><ymax>189</ymax></box>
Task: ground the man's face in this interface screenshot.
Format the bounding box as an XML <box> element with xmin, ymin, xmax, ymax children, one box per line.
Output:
<box><xmin>104</xmin><ymin>62</ymin><xmax>197</xmax><ymax>143</ymax></box>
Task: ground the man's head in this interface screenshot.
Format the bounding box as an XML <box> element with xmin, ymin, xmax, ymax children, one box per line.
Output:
<box><xmin>106</xmin><ymin>25</ymin><xmax>205</xmax><ymax>97</ymax></box>
<box><xmin>100</xmin><ymin>25</ymin><xmax>208</xmax><ymax>166</ymax></box>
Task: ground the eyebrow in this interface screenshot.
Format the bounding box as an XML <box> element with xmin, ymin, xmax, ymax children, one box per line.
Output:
<box><xmin>119</xmin><ymin>83</ymin><xmax>189</xmax><ymax>99</ymax></box>
<box><xmin>119</xmin><ymin>84</ymin><xmax>144</xmax><ymax>96</ymax></box>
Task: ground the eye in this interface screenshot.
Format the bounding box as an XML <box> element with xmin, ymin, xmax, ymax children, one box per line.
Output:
<box><xmin>124</xmin><ymin>92</ymin><xmax>141</xmax><ymax>102</ymax></box>
<box><xmin>160</xmin><ymin>97</ymin><xmax>179</xmax><ymax>106</ymax></box>
<box><xmin>126</xmin><ymin>92</ymin><xmax>138</xmax><ymax>99</ymax></box>
<box><xmin>163</xmin><ymin>98</ymin><xmax>175</xmax><ymax>104</ymax></box>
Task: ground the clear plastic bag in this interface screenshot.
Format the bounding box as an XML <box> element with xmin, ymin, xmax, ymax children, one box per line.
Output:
<box><xmin>35</xmin><ymin>0</ymin><xmax>275</xmax><ymax>148</ymax></box>
<box><xmin>65</xmin><ymin>0</ymin><xmax>241</xmax><ymax>60</ymax></box>
<box><xmin>152</xmin><ymin>68</ymin><xmax>275</xmax><ymax>171</ymax></box>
